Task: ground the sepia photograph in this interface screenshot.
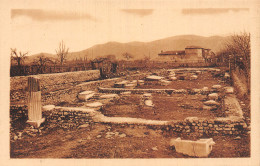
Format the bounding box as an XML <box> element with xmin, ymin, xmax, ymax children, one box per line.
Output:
<box><xmin>1</xmin><ymin>0</ymin><xmax>260</xmax><ymax>165</ymax></box>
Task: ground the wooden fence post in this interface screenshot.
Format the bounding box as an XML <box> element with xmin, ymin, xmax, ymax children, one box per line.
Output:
<box><xmin>27</xmin><ymin>76</ymin><xmax>45</xmax><ymax>128</ymax></box>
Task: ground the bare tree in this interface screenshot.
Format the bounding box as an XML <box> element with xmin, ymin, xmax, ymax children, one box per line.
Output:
<box><xmin>10</xmin><ymin>48</ymin><xmax>28</xmax><ymax>66</ymax></box>
<box><xmin>122</xmin><ymin>52</ymin><xmax>133</xmax><ymax>60</ymax></box>
<box><xmin>56</xmin><ymin>41</ymin><xmax>69</xmax><ymax>66</ymax></box>
<box><xmin>218</xmin><ymin>32</ymin><xmax>251</xmax><ymax>94</ymax></box>
<box><xmin>33</xmin><ymin>54</ymin><xmax>53</xmax><ymax>73</ymax></box>
<box><xmin>225</xmin><ymin>32</ymin><xmax>250</xmax><ymax>73</ymax></box>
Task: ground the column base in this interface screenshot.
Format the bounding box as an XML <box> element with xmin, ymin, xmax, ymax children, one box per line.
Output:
<box><xmin>27</xmin><ymin>118</ymin><xmax>45</xmax><ymax>128</ymax></box>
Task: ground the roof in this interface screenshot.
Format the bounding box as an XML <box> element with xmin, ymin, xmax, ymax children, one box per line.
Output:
<box><xmin>158</xmin><ymin>50</ymin><xmax>185</xmax><ymax>56</ymax></box>
<box><xmin>185</xmin><ymin>46</ymin><xmax>203</xmax><ymax>49</ymax></box>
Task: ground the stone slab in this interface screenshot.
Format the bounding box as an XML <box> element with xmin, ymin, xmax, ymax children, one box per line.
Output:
<box><xmin>204</xmin><ymin>100</ymin><xmax>220</xmax><ymax>106</ymax></box>
<box><xmin>208</xmin><ymin>93</ymin><xmax>219</xmax><ymax>100</ymax></box>
<box><xmin>86</xmin><ymin>102</ymin><xmax>103</xmax><ymax>108</ymax></box>
<box><xmin>114</xmin><ymin>81</ymin><xmax>129</xmax><ymax>88</ymax></box>
<box><xmin>145</xmin><ymin>75</ymin><xmax>164</xmax><ymax>81</ymax></box>
<box><xmin>99</xmin><ymin>94</ymin><xmax>119</xmax><ymax>99</ymax></box>
<box><xmin>224</xmin><ymin>87</ymin><xmax>234</xmax><ymax>94</ymax></box>
<box><xmin>78</xmin><ymin>91</ymin><xmax>95</xmax><ymax>101</ymax></box>
<box><xmin>125</xmin><ymin>83</ymin><xmax>136</xmax><ymax>89</ymax></box>
<box><xmin>42</xmin><ymin>105</ymin><xmax>55</xmax><ymax>111</ymax></box>
<box><xmin>145</xmin><ymin>100</ymin><xmax>154</xmax><ymax>107</ymax></box>
<box><xmin>170</xmin><ymin>137</ymin><xmax>215</xmax><ymax>157</ymax></box>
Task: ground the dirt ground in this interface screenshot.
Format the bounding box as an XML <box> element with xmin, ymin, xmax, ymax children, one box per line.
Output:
<box><xmin>101</xmin><ymin>94</ymin><xmax>224</xmax><ymax>121</ymax></box>
<box><xmin>10</xmin><ymin>123</ymin><xmax>250</xmax><ymax>158</ymax></box>
<box><xmin>100</xmin><ymin>71</ymin><xmax>226</xmax><ymax>121</ymax></box>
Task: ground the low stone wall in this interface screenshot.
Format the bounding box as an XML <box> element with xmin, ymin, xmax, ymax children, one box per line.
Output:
<box><xmin>10</xmin><ymin>104</ymin><xmax>248</xmax><ymax>136</ymax></box>
<box><xmin>10</xmin><ymin>105</ymin><xmax>28</xmax><ymax>124</ymax></box>
<box><xmin>10</xmin><ymin>70</ymin><xmax>101</xmax><ymax>103</ymax></box>
<box><xmin>167</xmin><ymin>117</ymin><xmax>247</xmax><ymax>135</ymax></box>
<box><xmin>10</xmin><ymin>105</ymin><xmax>95</xmax><ymax>130</ymax></box>
<box><xmin>43</xmin><ymin>108</ymin><xmax>94</xmax><ymax>129</ymax></box>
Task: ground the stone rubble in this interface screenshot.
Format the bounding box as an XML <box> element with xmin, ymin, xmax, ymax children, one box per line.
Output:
<box><xmin>120</xmin><ymin>91</ymin><xmax>131</xmax><ymax>95</ymax></box>
<box><xmin>169</xmin><ymin>77</ymin><xmax>178</xmax><ymax>81</ymax></box>
<box><xmin>78</xmin><ymin>91</ymin><xmax>95</xmax><ymax>101</ymax></box>
<box><xmin>86</xmin><ymin>102</ymin><xmax>103</xmax><ymax>108</ymax></box>
<box><xmin>204</xmin><ymin>100</ymin><xmax>220</xmax><ymax>106</ymax></box>
<box><xmin>144</xmin><ymin>100</ymin><xmax>154</xmax><ymax>107</ymax></box>
<box><xmin>152</xmin><ymin>147</ymin><xmax>158</xmax><ymax>151</ymax></box>
<box><xmin>124</xmin><ymin>83</ymin><xmax>136</xmax><ymax>89</ymax></box>
<box><xmin>190</xmin><ymin>75</ymin><xmax>198</xmax><ymax>80</ymax></box>
<box><xmin>208</xmin><ymin>93</ymin><xmax>219</xmax><ymax>100</ymax></box>
<box><xmin>224</xmin><ymin>87</ymin><xmax>234</xmax><ymax>94</ymax></box>
<box><xmin>212</xmin><ymin>85</ymin><xmax>222</xmax><ymax>90</ymax></box>
<box><xmin>114</xmin><ymin>81</ymin><xmax>129</xmax><ymax>88</ymax></box>
<box><xmin>99</xmin><ymin>94</ymin><xmax>119</xmax><ymax>99</ymax></box>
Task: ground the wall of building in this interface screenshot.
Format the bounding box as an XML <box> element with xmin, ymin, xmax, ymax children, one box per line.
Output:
<box><xmin>185</xmin><ymin>48</ymin><xmax>204</xmax><ymax>60</ymax></box>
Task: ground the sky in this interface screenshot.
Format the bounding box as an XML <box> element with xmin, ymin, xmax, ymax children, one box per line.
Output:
<box><xmin>6</xmin><ymin>0</ymin><xmax>254</xmax><ymax>55</ymax></box>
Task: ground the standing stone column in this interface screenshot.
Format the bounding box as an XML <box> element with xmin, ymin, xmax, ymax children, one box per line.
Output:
<box><xmin>27</xmin><ymin>76</ymin><xmax>45</xmax><ymax>127</ymax></box>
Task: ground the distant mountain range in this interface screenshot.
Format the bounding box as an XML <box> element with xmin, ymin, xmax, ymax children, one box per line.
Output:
<box><xmin>28</xmin><ymin>35</ymin><xmax>229</xmax><ymax>63</ymax></box>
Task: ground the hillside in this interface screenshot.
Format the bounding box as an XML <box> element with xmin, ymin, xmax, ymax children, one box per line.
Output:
<box><xmin>29</xmin><ymin>35</ymin><xmax>229</xmax><ymax>62</ymax></box>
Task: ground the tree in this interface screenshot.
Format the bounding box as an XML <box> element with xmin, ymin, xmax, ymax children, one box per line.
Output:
<box><xmin>218</xmin><ymin>32</ymin><xmax>251</xmax><ymax>93</ymax></box>
<box><xmin>122</xmin><ymin>52</ymin><xmax>133</xmax><ymax>60</ymax></box>
<box><xmin>33</xmin><ymin>54</ymin><xmax>53</xmax><ymax>73</ymax></box>
<box><xmin>10</xmin><ymin>48</ymin><xmax>28</xmax><ymax>66</ymax></box>
<box><xmin>225</xmin><ymin>32</ymin><xmax>250</xmax><ymax>73</ymax></box>
<box><xmin>56</xmin><ymin>41</ymin><xmax>69</xmax><ymax>66</ymax></box>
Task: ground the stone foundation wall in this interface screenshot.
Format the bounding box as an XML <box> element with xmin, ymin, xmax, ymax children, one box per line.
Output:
<box><xmin>10</xmin><ymin>105</ymin><xmax>28</xmax><ymax>123</ymax></box>
<box><xmin>43</xmin><ymin>108</ymin><xmax>94</xmax><ymax>129</ymax></box>
<box><xmin>168</xmin><ymin>118</ymin><xmax>248</xmax><ymax>136</ymax></box>
<box><xmin>10</xmin><ymin>105</ymin><xmax>248</xmax><ymax>135</ymax></box>
<box><xmin>10</xmin><ymin>70</ymin><xmax>101</xmax><ymax>103</ymax></box>
<box><xmin>10</xmin><ymin>105</ymin><xmax>94</xmax><ymax>130</ymax></box>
